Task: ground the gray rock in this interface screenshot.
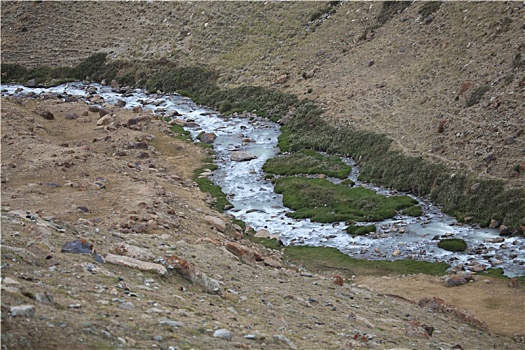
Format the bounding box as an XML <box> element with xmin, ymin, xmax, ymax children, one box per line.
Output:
<box><xmin>200</xmin><ymin>132</ymin><xmax>217</xmax><ymax>144</ymax></box>
<box><xmin>231</xmin><ymin>151</ymin><xmax>257</xmax><ymax>162</ymax></box>
<box><xmin>213</xmin><ymin>328</ymin><xmax>232</xmax><ymax>341</ymax></box>
<box><xmin>159</xmin><ymin>319</ymin><xmax>184</xmax><ymax>328</ymax></box>
<box><xmin>274</xmin><ymin>334</ymin><xmax>296</xmax><ymax>349</ymax></box>
<box><xmin>204</xmin><ymin>215</ymin><xmax>226</xmax><ymax>232</ymax></box>
<box><xmin>10</xmin><ymin>305</ymin><xmax>36</xmax><ymax>317</ymax></box>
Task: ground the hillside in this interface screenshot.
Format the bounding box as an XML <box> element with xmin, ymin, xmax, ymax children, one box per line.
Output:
<box><xmin>2</xmin><ymin>1</ymin><xmax>524</xmax><ymax>186</ymax></box>
<box><xmin>1</xmin><ymin>1</ymin><xmax>525</xmax><ymax>349</ymax></box>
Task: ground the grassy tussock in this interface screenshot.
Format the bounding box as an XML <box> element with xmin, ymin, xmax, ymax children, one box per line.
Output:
<box><xmin>273</xmin><ymin>177</ymin><xmax>420</xmax><ymax>223</ymax></box>
<box><xmin>263</xmin><ymin>149</ymin><xmax>351</xmax><ymax>179</ymax></box>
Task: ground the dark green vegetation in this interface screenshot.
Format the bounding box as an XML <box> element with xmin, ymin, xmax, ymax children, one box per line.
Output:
<box><xmin>273</xmin><ymin>177</ymin><xmax>420</xmax><ymax>223</ymax></box>
<box><xmin>346</xmin><ymin>224</ymin><xmax>377</xmax><ymax>236</ymax></box>
<box><xmin>2</xmin><ymin>53</ymin><xmax>524</xmax><ymax>232</ymax></box>
<box><xmin>193</xmin><ymin>161</ymin><xmax>231</xmax><ymax>212</ymax></box>
<box><xmin>262</xmin><ymin>149</ymin><xmax>351</xmax><ymax>179</ymax></box>
<box><xmin>437</xmin><ymin>238</ymin><xmax>468</xmax><ymax>252</ymax></box>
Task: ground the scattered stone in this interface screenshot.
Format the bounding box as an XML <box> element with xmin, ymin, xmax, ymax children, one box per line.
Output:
<box><xmin>61</xmin><ymin>239</ymin><xmax>95</xmax><ymax>255</ymax></box>
<box><xmin>204</xmin><ymin>215</ymin><xmax>226</xmax><ymax>233</ymax></box>
<box><xmin>225</xmin><ymin>242</ymin><xmax>263</xmax><ymax>264</ymax></box>
<box><xmin>213</xmin><ymin>328</ymin><xmax>232</xmax><ymax>341</ymax></box>
<box><xmin>444</xmin><ymin>272</ymin><xmax>473</xmax><ymax>287</ymax></box>
<box><xmin>39</xmin><ymin>110</ymin><xmax>55</xmax><ymax>120</ymax></box>
<box><xmin>489</xmin><ymin>219</ymin><xmax>500</xmax><ymax>229</ymax></box>
<box><xmin>10</xmin><ymin>305</ymin><xmax>36</xmax><ymax>317</ymax></box>
<box><xmin>263</xmin><ymin>257</ymin><xmax>282</xmax><ymax>268</ymax></box>
<box><xmin>105</xmin><ymin>254</ymin><xmax>167</xmax><ymax>275</ymax></box>
<box><xmin>164</xmin><ymin>255</ymin><xmax>221</xmax><ymax>294</ymax></box>
<box><xmin>97</xmin><ymin>115</ymin><xmax>113</xmax><ymax>126</ymax></box>
<box><xmin>65</xmin><ymin>113</ymin><xmax>79</xmax><ymax>120</ymax></box>
<box><xmin>470</xmin><ymin>182</ymin><xmax>481</xmax><ymax>193</ymax></box>
<box><xmin>113</xmin><ymin>243</ymin><xmax>155</xmax><ymax>261</ymax></box>
<box><xmin>274</xmin><ymin>335</ymin><xmax>296</xmax><ymax>349</ymax></box>
<box><xmin>35</xmin><ymin>292</ymin><xmax>55</xmax><ymax>305</ymax></box>
<box><xmin>159</xmin><ymin>319</ymin><xmax>184</xmax><ymax>328</ymax></box>
<box><xmin>88</xmin><ymin>105</ymin><xmax>101</xmax><ymax>113</ymax></box>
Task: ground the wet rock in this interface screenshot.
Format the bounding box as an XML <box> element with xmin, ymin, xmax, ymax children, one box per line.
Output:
<box><xmin>199</xmin><ymin>132</ymin><xmax>217</xmax><ymax>144</ymax></box>
<box><xmin>204</xmin><ymin>215</ymin><xmax>226</xmax><ymax>233</ymax></box>
<box><xmin>105</xmin><ymin>253</ymin><xmax>167</xmax><ymax>275</ymax></box>
<box><xmin>225</xmin><ymin>242</ymin><xmax>263</xmax><ymax>264</ymax></box>
<box><xmin>231</xmin><ymin>151</ymin><xmax>257</xmax><ymax>162</ymax></box>
<box><xmin>498</xmin><ymin>225</ymin><xmax>511</xmax><ymax>236</ymax></box>
<box><xmin>213</xmin><ymin>329</ymin><xmax>232</xmax><ymax>341</ymax></box>
<box><xmin>116</xmin><ymin>99</ymin><xmax>126</xmax><ymax>107</ymax></box>
<box><xmin>10</xmin><ymin>305</ymin><xmax>36</xmax><ymax>317</ymax></box>
<box><xmin>484</xmin><ymin>237</ymin><xmax>505</xmax><ymax>243</ymax></box>
<box><xmin>113</xmin><ymin>243</ymin><xmax>155</xmax><ymax>261</ymax></box>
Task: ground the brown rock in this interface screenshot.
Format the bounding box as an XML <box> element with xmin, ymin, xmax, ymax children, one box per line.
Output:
<box><xmin>225</xmin><ymin>242</ymin><xmax>263</xmax><ymax>264</ymax></box>
<box><xmin>164</xmin><ymin>255</ymin><xmax>221</xmax><ymax>294</ymax></box>
<box><xmin>39</xmin><ymin>110</ymin><xmax>55</xmax><ymax>120</ymax></box>
<box><xmin>263</xmin><ymin>257</ymin><xmax>282</xmax><ymax>269</ymax></box>
<box><xmin>204</xmin><ymin>215</ymin><xmax>226</xmax><ymax>233</ymax></box>
<box><xmin>488</xmin><ymin>219</ymin><xmax>500</xmax><ymax>229</ymax></box>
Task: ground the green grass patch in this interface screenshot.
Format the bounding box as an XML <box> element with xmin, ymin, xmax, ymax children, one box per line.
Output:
<box><xmin>283</xmin><ymin>246</ymin><xmax>449</xmax><ymax>277</ymax></box>
<box><xmin>481</xmin><ymin>268</ymin><xmax>525</xmax><ymax>285</ymax></box>
<box><xmin>437</xmin><ymin>238</ymin><xmax>467</xmax><ymax>252</ymax></box>
<box><xmin>193</xmin><ymin>168</ymin><xmax>231</xmax><ymax>212</ymax></box>
<box><xmin>346</xmin><ymin>224</ymin><xmax>377</xmax><ymax>236</ymax></box>
<box><xmin>263</xmin><ymin>149</ymin><xmax>351</xmax><ymax>179</ymax></box>
<box><xmin>273</xmin><ymin>177</ymin><xmax>420</xmax><ymax>223</ymax></box>
<box><xmin>401</xmin><ymin>205</ymin><xmax>423</xmax><ymax>217</ymax></box>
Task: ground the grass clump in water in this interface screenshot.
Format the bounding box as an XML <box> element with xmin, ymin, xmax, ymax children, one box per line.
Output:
<box><xmin>263</xmin><ymin>149</ymin><xmax>351</xmax><ymax>179</ymax></box>
<box><xmin>438</xmin><ymin>238</ymin><xmax>467</xmax><ymax>252</ymax></box>
<box><xmin>346</xmin><ymin>224</ymin><xmax>377</xmax><ymax>236</ymax></box>
<box><xmin>273</xmin><ymin>177</ymin><xmax>420</xmax><ymax>223</ymax></box>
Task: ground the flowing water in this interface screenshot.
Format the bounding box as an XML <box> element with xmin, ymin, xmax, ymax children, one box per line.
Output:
<box><xmin>2</xmin><ymin>82</ymin><xmax>524</xmax><ymax>277</ymax></box>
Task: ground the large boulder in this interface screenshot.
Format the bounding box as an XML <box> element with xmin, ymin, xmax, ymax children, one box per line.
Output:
<box><xmin>231</xmin><ymin>151</ymin><xmax>257</xmax><ymax>162</ymax></box>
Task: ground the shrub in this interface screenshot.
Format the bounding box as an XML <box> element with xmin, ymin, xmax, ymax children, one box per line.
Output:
<box><xmin>438</xmin><ymin>238</ymin><xmax>467</xmax><ymax>252</ymax></box>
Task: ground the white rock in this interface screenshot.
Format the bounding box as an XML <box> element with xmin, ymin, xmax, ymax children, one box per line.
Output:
<box><xmin>213</xmin><ymin>328</ymin><xmax>232</xmax><ymax>341</ymax></box>
<box><xmin>105</xmin><ymin>254</ymin><xmax>167</xmax><ymax>275</ymax></box>
<box><xmin>204</xmin><ymin>215</ymin><xmax>226</xmax><ymax>233</ymax></box>
<box><xmin>10</xmin><ymin>305</ymin><xmax>36</xmax><ymax>317</ymax></box>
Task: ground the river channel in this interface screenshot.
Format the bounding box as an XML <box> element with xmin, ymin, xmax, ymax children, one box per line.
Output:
<box><xmin>2</xmin><ymin>82</ymin><xmax>524</xmax><ymax>277</ymax></box>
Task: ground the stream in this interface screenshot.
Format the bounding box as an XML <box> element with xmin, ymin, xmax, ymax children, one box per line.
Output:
<box><xmin>2</xmin><ymin>82</ymin><xmax>524</xmax><ymax>277</ymax></box>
